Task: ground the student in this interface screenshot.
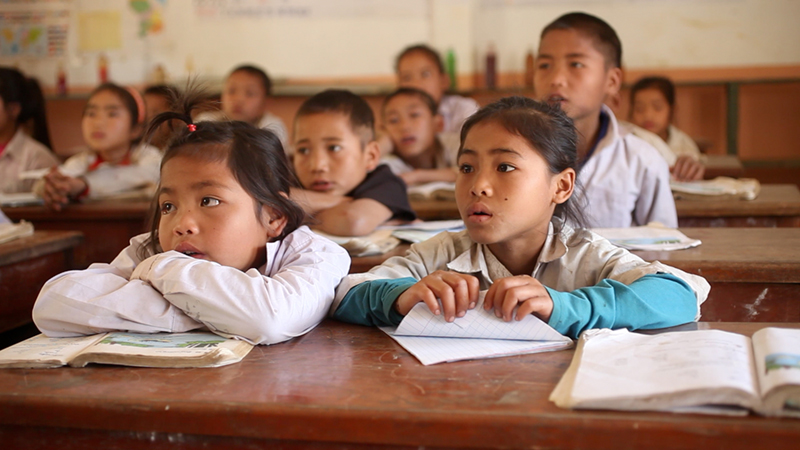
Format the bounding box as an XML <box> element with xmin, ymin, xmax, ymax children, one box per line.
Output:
<box><xmin>0</xmin><ymin>67</ymin><xmax>59</xmax><ymax>194</ymax></box>
<box><xmin>331</xmin><ymin>97</ymin><xmax>709</xmax><ymax>339</ymax></box>
<box><xmin>395</xmin><ymin>44</ymin><xmax>479</xmax><ymax>135</ymax></box>
<box><xmin>34</xmin><ymin>83</ymin><xmax>161</xmax><ymax>210</ymax></box>
<box><xmin>33</xmin><ymin>92</ymin><xmax>350</xmax><ymax>345</ymax></box>
<box><xmin>217</xmin><ymin>65</ymin><xmax>288</xmax><ymax>147</ymax></box>
<box><xmin>291</xmin><ymin>89</ymin><xmax>417</xmax><ymax>237</ymax></box>
<box><xmin>533</xmin><ymin>12</ymin><xmax>677</xmax><ymax>228</ymax></box>
<box><xmin>380</xmin><ymin>87</ymin><xmax>459</xmax><ymax>185</ymax></box>
<box><xmin>143</xmin><ymin>84</ymin><xmax>179</xmax><ymax>150</ymax></box>
<box><xmin>629</xmin><ymin>76</ymin><xmax>705</xmax><ymax>181</ymax></box>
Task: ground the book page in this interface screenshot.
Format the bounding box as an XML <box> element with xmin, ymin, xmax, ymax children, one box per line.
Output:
<box><xmin>569</xmin><ymin>329</ymin><xmax>759</xmax><ymax>411</ymax></box>
<box><xmin>591</xmin><ymin>226</ymin><xmax>701</xmax><ymax>251</ymax></box>
<box><xmin>752</xmin><ymin>327</ymin><xmax>800</xmax><ymax>417</ymax></box>
<box><xmin>0</xmin><ymin>334</ymin><xmax>106</xmax><ymax>369</ymax></box>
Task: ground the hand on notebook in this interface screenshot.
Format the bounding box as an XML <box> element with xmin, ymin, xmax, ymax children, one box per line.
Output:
<box><xmin>671</xmin><ymin>155</ymin><xmax>705</xmax><ymax>182</ymax></box>
<box><xmin>484</xmin><ymin>276</ymin><xmax>554</xmax><ymax>323</ymax></box>
<box><xmin>41</xmin><ymin>168</ymin><xmax>87</xmax><ymax>210</ymax></box>
<box><xmin>395</xmin><ymin>270</ymin><xmax>479</xmax><ymax>322</ymax></box>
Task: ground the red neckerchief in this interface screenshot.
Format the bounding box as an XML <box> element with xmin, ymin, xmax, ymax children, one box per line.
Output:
<box><xmin>88</xmin><ymin>151</ymin><xmax>132</xmax><ymax>172</ymax></box>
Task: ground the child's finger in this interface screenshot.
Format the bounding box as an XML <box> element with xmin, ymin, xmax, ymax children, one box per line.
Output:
<box><xmin>515</xmin><ymin>294</ymin><xmax>553</xmax><ymax>322</ymax></box>
<box><xmin>441</xmin><ymin>272</ymin><xmax>475</xmax><ymax>318</ymax></box>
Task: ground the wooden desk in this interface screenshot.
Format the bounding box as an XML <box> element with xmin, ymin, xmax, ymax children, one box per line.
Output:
<box><xmin>351</xmin><ymin>228</ymin><xmax>800</xmax><ymax>322</ymax></box>
<box><xmin>0</xmin><ymin>320</ymin><xmax>797</xmax><ymax>450</ymax></box>
<box><xmin>703</xmin><ymin>154</ymin><xmax>745</xmax><ymax>179</ymax></box>
<box><xmin>4</xmin><ymin>201</ymin><xmax>150</xmax><ymax>268</ymax></box>
<box><xmin>0</xmin><ymin>231</ymin><xmax>82</xmax><ymax>333</ymax></box>
<box><xmin>412</xmin><ymin>184</ymin><xmax>800</xmax><ymax>226</ymax></box>
<box><xmin>676</xmin><ymin>184</ymin><xmax>800</xmax><ymax>227</ymax></box>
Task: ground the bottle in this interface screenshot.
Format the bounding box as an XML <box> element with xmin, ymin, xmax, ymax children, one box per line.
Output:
<box><xmin>56</xmin><ymin>63</ymin><xmax>67</xmax><ymax>96</ymax></box>
<box><xmin>98</xmin><ymin>55</ymin><xmax>108</xmax><ymax>83</ymax></box>
<box><xmin>524</xmin><ymin>48</ymin><xmax>535</xmax><ymax>90</ymax></box>
<box><xmin>485</xmin><ymin>43</ymin><xmax>497</xmax><ymax>90</ymax></box>
<box><xmin>446</xmin><ymin>48</ymin><xmax>457</xmax><ymax>91</ymax></box>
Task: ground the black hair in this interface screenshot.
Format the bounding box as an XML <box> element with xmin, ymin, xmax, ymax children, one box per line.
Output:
<box><xmin>144</xmin><ymin>84</ymin><xmax>180</xmax><ymax>101</ymax></box>
<box><xmin>459</xmin><ymin>96</ymin><xmax>587</xmax><ymax>229</ymax></box>
<box><xmin>395</xmin><ymin>44</ymin><xmax>445</xmax><ymax>74</ymax></box>
<box><xmin>229</xmin><ymin>65</ymin><xmax>272</xmax><ymax>96</ymax></box>
<box><xmin>382</xmin><ymin>87</ymin><xmax>438</xmax><ymax>115</ymax></box>
<box><xmin>139</xmin><ymin>88</ymin><xmax>307</xmax><ymax>259</ymax></box>
<box><xmin>630</xmin><ymin>76</ymin><xmax>675</xmax><ymax>112</ymax></box>
<box><xmin>541</xmin><ymin>12</ymin><xmax>622</xmax><ymax>69</ymax></box>
<box><xmin>294</xmin><ymin>89</ymin><xmax>375</xmax><ymax>144</ymax></box>
<box><xmin>0</xmin><ymin>67</ymin><xmax>52</xmax><ymax>148</ymax></box>
<box><xmin>86</xmin><ymin>82</ymin><xmax>141</xmax><ymax>129</ymax></box>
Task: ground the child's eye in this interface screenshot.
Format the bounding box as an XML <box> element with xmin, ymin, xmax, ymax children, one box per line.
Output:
<box><xmin>459</xmin><ymin>164</ymin><xmax>474</xmax><ymax>174</ymax></box>
<box><xmin>498</xmin><ymin>163</ymin><xmax>516</xmax><ymax>173</ymax></box>
<box><xmin>295</xmin><ymin>147</ymin><xmax>310</xmax><ymax>155</ymax></box>
<box><xmin>570</xmin><ymin>62</ymin><xmax>585</xmax><ymax>68</ymax></box>
<box><xmin>201</xmin><ymin>197</ymin><xmax>220</xmax><ymax>207</ymax></box>
<box><xmin>387</xmin><ymin>117</ymin><xmax>399</xmax><ymax>125</ymax></box>
<box><xmin>160</xmin><ymin>202</ymin><xmax>174</xmax><ymax>215</ymax></box>
<box><xmin>537</xmin><ymin>62</ymin><xmax>550</xmax><ymax>70</ymax></box>
<box><xmin>328</xmin><ymin>145</ymin><xmax>342</xmax><ymax>152</ymax></box>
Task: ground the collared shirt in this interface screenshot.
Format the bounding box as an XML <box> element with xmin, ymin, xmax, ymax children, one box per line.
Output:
<box><xmin>667</xmin><ymin>125</ymin><xmax>702</xmax><ymax>160</ymax></box>
<box><xmin>33</xmin><ymin>226</ymin><xmax>351</xmax><ymax>345</ymax></box>
<box><xmin>380</xmin><ymin>132</ymin><xmax>461</xmax><ymax>176</ymax></box>
<box><xmin>578</xmin><ymin>106</ymin><xmax>678</xmax><ymax>228</ymax></box>
<box><xmin>438</xmin><ymin>95</ymin><xmax>480</xmax><ymax>134</ymax></box>
<box><xmin>0</xmin><ymin>129</ymin><xmax>59</xmax><ymax>194</ymax></box>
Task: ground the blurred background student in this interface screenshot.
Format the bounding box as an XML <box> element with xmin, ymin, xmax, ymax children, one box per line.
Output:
<box><xmin>143</xmin><ymin>84</ymin><xmax>180</xmax><ymax>150</ymax></box>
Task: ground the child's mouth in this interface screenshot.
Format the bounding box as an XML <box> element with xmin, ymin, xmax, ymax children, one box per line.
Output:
<box><xmin>546</xmin><ymin>94</ymin><xmax>567</xmax><ymax>106</ymax></box>
<box><xmin>310</xmin><ymin>181</ymin><xmax>333</xmax><ymax>191</ymax></box>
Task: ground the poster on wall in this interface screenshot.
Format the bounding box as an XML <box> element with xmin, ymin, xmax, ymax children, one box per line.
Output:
<box><xmin>192</xmin><ymin>0</ymin><xmax>427</xmax><ymax>19</ymax></box>
<box><xmin>0</xmin><ymin>0</ymin><xmax>71</xmax><ymax>59</ymax></box>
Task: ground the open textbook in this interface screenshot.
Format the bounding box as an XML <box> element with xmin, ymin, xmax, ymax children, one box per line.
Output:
<box><xmin>0</xmin><ymin>332</ymin><xmax>254</xmax><ymax>369</ymax></box>
<box><xmin>380</xmin><ymin>292</ymin><xmax>573</xmax><ymax>365</ymax></box>
<box><xmin>592</xmin><ymin>225</ymin><xmax>701</xmax><ymax>251</ymax></box>
<box><xmin>407</xmin><ymin>181</ymin><xmax>456</xmax><ymax>201</ymax></box>
<box><xmin>550</xmin><ymin>327</ymin><xmax>800</xmax><ymax>418</ymax></box>
<box><xmin>0</xmin><ymin>220</ymin><xmax>34</xmax><ymax>245</ymax></box>
<box><xmin>670</xmin><ymin>176</ymin><xmax>760</xmax><ymax>201</ymax></box>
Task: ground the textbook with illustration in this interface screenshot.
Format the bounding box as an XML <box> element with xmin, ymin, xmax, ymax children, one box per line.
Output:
<box><xmin>381</xmin><ymin>292</ymin><xmax>573</xmax><ymax>365</ymax></box>
<box><xmin>550</xmin><ymin>327</ymin><xmax>800</xmax><ymax>418</ymax></box>
<box><xmin>407</xmin><ymin>181</ymin><xmax>456</xmax><ymax>201</ymax></box>
<box><xmin>670</xmin><ymin>176</ymin><xmax>760</xmax><ymax>201</ymax></box>
<box><xmin>0</xmin><ymin>331</ymin><xmax>254</xmax><ymax>369</ymax></box>
<box><xmin>592</xmin><ymin>226</ymin><xmax>701</xmax><ymax>251</ymax></box>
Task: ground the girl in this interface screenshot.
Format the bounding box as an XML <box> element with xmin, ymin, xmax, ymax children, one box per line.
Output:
<box><xmin>332</xmin><ymin>97</ymin><xmax>709</xmax><ymax>339</ymax></box>
<box><xmin>629</xmin><ymin>76</ymin><xmax>705</xmax><ymax>181</ymax></box>
<box><xmin>35</xmin><ymin>83</ymin><xmax>161</xmax><ymax>210</ymax></box>
<box><xmin>0</xmin><ymin>67</ymin><xmax>59</xmax><ymax>193</ymax></box>
<box><xmin>33</xmin><ymin>92</ymin><xmax>350</xmax><ymax>345</ymax></box>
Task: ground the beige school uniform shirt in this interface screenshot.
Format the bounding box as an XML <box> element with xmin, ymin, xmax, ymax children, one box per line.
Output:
<box><xmin>0</xmin><ymin>129</ymin><xmax>59</xmax><ymax>193</ymax></box>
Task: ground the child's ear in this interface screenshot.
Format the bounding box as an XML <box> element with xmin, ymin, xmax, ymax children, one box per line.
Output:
<box><xmin>434</xmin><ymin>114</ymin><xmax>444</xmax><ymax>134</ymax></box>
<box><xmin>130</xmin><ymin>122</ymin><xmax>144</xmax><ymax>142</ymax></box>
<box><xmin>439</xmin><ymin>72</ymin><xmax>450</xmax><ymax>93</ymax></box>
<box><xmin>5</xmin><ymin>102</ymin><xmax>21</xmax><ymax>122</ymax></box>
<box><xmin>552</xmin><ymin>168</ymin><xmax>575</xmax><ymax>205</ymax></box>
<box><xmin>605</xmin><ymin>66</ymin><xmax>623</xmax><ymax>98</ymax></box>
<box><xmin>363</xmin><ymin>140</ymin><xmax>382</xmax><ymax>172</ymax></box>
<box><xmin>263</xmin><ymin>205</ymin><xmax>288</xmax><ymax>239</ymax></box>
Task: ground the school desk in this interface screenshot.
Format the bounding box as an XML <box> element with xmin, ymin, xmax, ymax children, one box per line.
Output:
<box><xmin>3</xmin><ymin>201</ymin><xmax>150</xmax><ymax>268</ymax></box>
<box><xmin>0</xmin><ymin>231</ymin><xmax>82</xmax><ymax>333</ymax></box>
<box><xmin>676</xmin><ymin>183</ymin><xmax>800</xmax><ymax>227</ymax></box>
<box><xmin>349</xmin><ymin>227</ymin><xmax>800</xmax><ymax>322</ymax></box>
<box><xmin>702</xmin><ymin>154</ymin><xmax>745</xmax><ymax>179</ymax></box>
<box><xmin>0</xmin><ymin>320</ymin><xmax>797</xmax><ymax>450</ymax></box>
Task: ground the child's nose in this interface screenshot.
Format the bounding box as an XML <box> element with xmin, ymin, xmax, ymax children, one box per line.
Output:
<box><xmin>309</xmin><ymin>151</ymin><xmax>329</xmax><ymax>172</ymax></box>
<box><xmin>470</xmin><ymin>169</ymin><xmax>493</xmax><ymax>196</ymax></box>
<box><xmin>173</xmin><ymin>209</ymin><xmax>199</xmax><ymax>236</ymax></box>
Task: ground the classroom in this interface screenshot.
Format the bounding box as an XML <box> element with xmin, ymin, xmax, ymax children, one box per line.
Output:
<box><xmin>1</xmin><ymin>0</ymin><xmax>800</xmax><ymax>448</ymax></box>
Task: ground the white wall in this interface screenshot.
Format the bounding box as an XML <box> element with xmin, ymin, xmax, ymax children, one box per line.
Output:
<box><xmin>5</xmin><ymin>0</ymin><xmax>799</xmax><ymax>89</ymax></box>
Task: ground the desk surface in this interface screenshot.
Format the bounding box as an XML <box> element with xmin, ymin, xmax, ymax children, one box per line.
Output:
<box><xmin>0</xmin><ymin>321</ymin><xmax>797</xmax><ymax>450</ymax></box>
<box><xmin>3</xmin><ymin>200</ymin><xmax>151</xmax><ymax>221</ymax></box>
<box><xmin>0</xmin><ymin>230</ymin><xmax>83</xmax><ymax>267</ymax></box>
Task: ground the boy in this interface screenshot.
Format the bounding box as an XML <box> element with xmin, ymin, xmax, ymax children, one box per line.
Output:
<box><xmin>291</xmin><ymin>89</ymin><xmax>417</xmax><ymax>236</ymax></box>
<box><xmin>380</xmin><ymin>88</ymin><xmax>459</xmax><ymax>186</ymax></box>
<box><xmin>533</xmin><ymin>12</ymin><xmax>677</xmax><ymax>228</ymax></box>
<box><xmin>215</xmin><ymin>65</ymin><xmax>288</xmax><ymax>147</ymax></box>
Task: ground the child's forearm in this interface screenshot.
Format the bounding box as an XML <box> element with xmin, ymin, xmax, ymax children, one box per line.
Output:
<box><xmin>332</xmin><ymin>278</ymin><xmax>417</xmax><ymax>326</ymax></box>
<box><xmin>290</xmin><ymin>187</ymin><xmax>348</xmax><ymax>214</ymax></box>
<box><xmin>311</xmin><ymin>198</ymin><xmax>392</xmax><ymax>236</ymax></box>
<box><xmin>546</xmin><ymin>273</ymin><xmax>698</xmax><ymax>339</ymax></box>
<box><xmin>404</xmin><ymin>168</ymin><xmax>457</xmax><ymax>185</ymax></box>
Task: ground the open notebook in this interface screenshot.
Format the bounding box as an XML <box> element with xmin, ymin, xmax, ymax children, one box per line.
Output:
<box><xmin>380</xmin><ymin>292</ymin><xmax>573</xmax><ymax>365</ymax></box>
<box><xmin>592</xmin><ymin>226</ymin><xmax>702</xmax><ymax>251</ymax></box>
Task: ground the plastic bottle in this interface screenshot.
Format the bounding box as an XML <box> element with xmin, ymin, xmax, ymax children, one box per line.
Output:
<box><xmin>524</xmin><ymin>48</ymin><xmax>535</xmax><ymax>89</ymax></box>
<box><xmin>446</xmin><ymin>48</ymin><xmax>457</xmax><ymax>91</ymax></box>
<box><xmin>485</xmin><ymin>43</ymin><xmax>497</xmax><ymax>90</ymax></box>
<box><xmin>98</xmin><ymin>55</ymin><xmax>108</xmax><ymax>83</ymax></box>
<box><xmin>56</xmin><ymin>63</ymin><xmax>67</xmax><ymax>96</ymax></box>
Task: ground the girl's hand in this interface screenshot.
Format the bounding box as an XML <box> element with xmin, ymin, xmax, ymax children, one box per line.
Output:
<box><xmin>484</xmin><ymin>275</ymin><xmax>554</xmax><ymax>323</ymax></box>
<box><xmin>671</xmin><ymin>155</ymin><xmax>705</xmax><ymax>181</ymax></box>
<box><xmin>399</xmin><ymin>170</ymin><xmax>422</xmax><ymax>186</ymax></box>
<box><xmin>42</xmin><ymin>170</ymin><xmax>88</xmax><ymax>210</ymax></box>
<box><xmin>394</xmin><ymin>270</ymin><xmax>479</xmax><ymax>322</ymax></box>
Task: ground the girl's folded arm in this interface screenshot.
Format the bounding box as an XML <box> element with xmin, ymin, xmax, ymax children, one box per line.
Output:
<box><xmin>332</xmin><ymin>278</ymin><xmax>417</xmax><ymax>327</ymax></box>
<box><xmin>546</xmin><ymin>273</ymin><xmax>698</xmax><ymax>339</ymax></box>
<box><xmin>133</xmin><ymin>237</ymin><xmax>350</xmax><ymax>345</ymax></box>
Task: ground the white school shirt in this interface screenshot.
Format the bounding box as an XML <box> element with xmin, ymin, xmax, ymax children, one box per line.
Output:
<box><xmin>439</xmin><ymin>95</ymin><xmax>480</xmax><ymax>134</ymax></box>
<box><xmin>0</xmin><ymin>129</ymin><xmax>59</xmax><ymax>193</ymax></box>
<box><xmin>196</xmin><ymin>110</ymin><xmax>289</xmax><ymax>150</ymax></box>
<box><xmin>667</xmin><ymin>125</ymin><xmax>702</xmax><ymax>160</ymax></box>
<box><xmin>578</xmin><ymin>106</ymin><xmax>678</xmax><ymax>228</ymax></box>
<box><xmin>380</xmin><ymin>132</ymin><xmax>461</xmax><ymax>175</ymax></box>
<box><xmin>332</xmin><ymin>217</ymin><xmax>709</xmax><ymax>317</ymax></box>
<box><xmin>33</xmin><ymin>226</ymin><xmax>351</xmax><ymax>345</ymax></box>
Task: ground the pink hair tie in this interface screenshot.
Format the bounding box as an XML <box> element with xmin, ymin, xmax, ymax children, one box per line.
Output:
<box><xmin>124</xmin><ymin>86</ymin><xmax>146</xmax><ymax>124</ymax></box>
<box><xmin>187</xmin><ymin>124</ymin><xmax>197</xmax><ymax>132</ymax></box>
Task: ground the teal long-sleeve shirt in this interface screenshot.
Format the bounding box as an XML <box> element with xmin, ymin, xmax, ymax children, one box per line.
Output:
<box><xmin>332</xmin><ymin>273</ymin><xmax>698</xmax><ymax>339</ymax></box>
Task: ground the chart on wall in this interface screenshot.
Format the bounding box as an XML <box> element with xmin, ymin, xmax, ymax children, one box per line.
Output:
<box><xmin>191</xmin><ymin>0</ymin><xmax>427</xmax><ymax>19</ymax></box>
<box><xmin>0</xmin><ymin>0</ymin><xmax>71</xmax><ymax>58</ymax></box>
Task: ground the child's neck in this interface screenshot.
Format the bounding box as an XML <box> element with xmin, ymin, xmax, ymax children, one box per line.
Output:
<box><xmin>97</xmin><ymin>143</ymin><xmax>132</xmax><ymax>165</ymax></box>
<box><xmin>0</xmin><ymin>123</ymin><xmax>17</xmax><ymax>145</ymax></box>
<box><xmin>487</xmin><ymin>228</ymin><xmax>550</xmax><ymax>276</ymax></box>
<box><xmin>401</xmin><ymin>138</ymin><xmax>440</xmax><ymax>170</ymax></box>
<box><xmin>658</xmin><ymin>127</ymin><xmax>669</xmax><ymax>142</ymax></box>
<box><xmin>574</xmin><ymin>112</ymin><xmax>603</xmax><ymax>163</ymax></box>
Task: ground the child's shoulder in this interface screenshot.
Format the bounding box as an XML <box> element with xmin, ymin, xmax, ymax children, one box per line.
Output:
<box><xmin>618</xmin><ymin>121</ymin><xmax>676</xmax><ymax>166</ymax></box>
<box><xmin>439</xmin><ymin>94</ymin><xmax>480</xmax><ymax>114</ymax></box>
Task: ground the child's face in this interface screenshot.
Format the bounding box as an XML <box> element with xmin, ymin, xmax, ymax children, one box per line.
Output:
<box><xmin>82</xmin><ymin>90</ymin><xmax>137</xmax><ymax>159</ymax></box>
<box><xmin>631</xmin><ymin>88</ymin><xmax>671</xmax><ymax>138</ymax></box>
<box><xmin>456</xmin><ymin>120</ymin><xmax>572</xmax><ymax>252</ymax></box>
<box><xmin>221</xmin><ymin>71</ymin><xmax>268</xmax><ymax>125</ymax></box>
<box><xmin>157</xmin><ymin>155</ymin><xmax>283</xmax><ymax>271</ymax></box>
<box><xmin>534</xmin><ymin>29</ymin><xmax>621</xmax><ymax>123</ymax></box>
<box><xmin>144</xmin><ymin>93</ymin><xmax>172</xmax><ymax>148</ymax></box>
<box><xmin>397</xmin><ymin>52</ymin><xmax>449</xmax><ymax>104</ymax></box>
<box><xmin>292</xmin><ymin>112</ymin><xmax>379</xmax><ymax>197</ymax></box>
<box><xmin>382</xmin><ymin>94</ymin><xmax>442</xmax><ymax>161</ymax></box>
